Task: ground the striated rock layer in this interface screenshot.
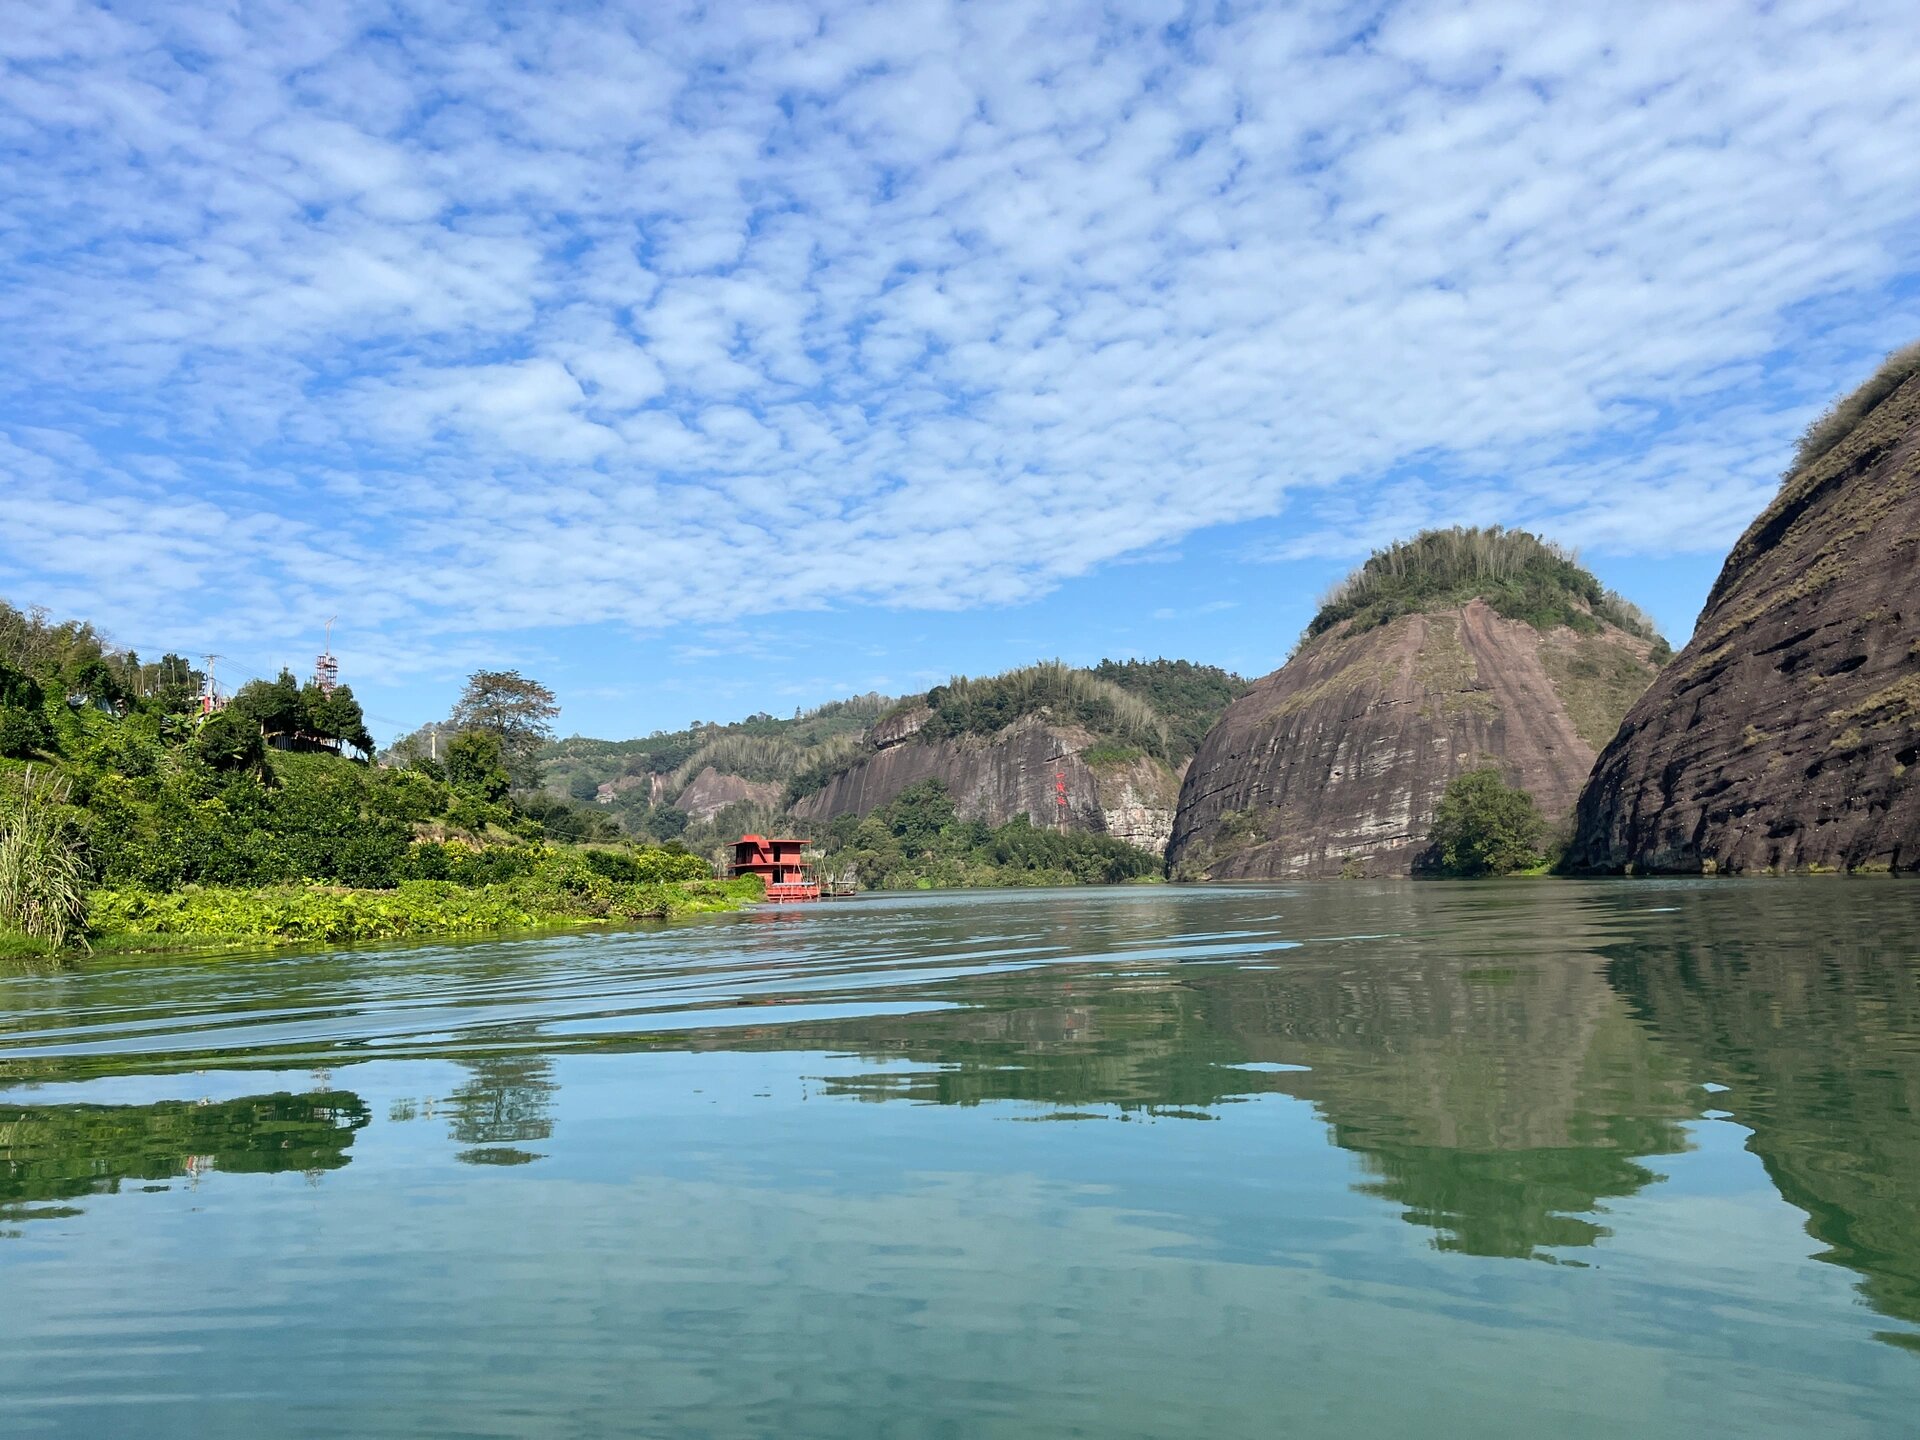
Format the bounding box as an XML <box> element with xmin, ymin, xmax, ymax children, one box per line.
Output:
<box><xmin>1569</xmin><ymin>371</ymin><xmax>1920</xmax><ymax>873</ymax></box>
<box><xmin>673</xmin><ymin>766</ymin><xmax>785</xmax><ymax>824</ymax></box>
<box><xmin>790</xmin><ymin>712</ymin><xmax>1183</xmax><ymax>854</ymax></box>
<box><xmin>1170</xmin><ymin>599</ymin><xmax>1659</xmax><ymax>878</ymax></box>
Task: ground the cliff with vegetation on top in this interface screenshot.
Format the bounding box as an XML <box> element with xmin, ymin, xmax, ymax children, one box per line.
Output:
<box><xmin>1568</xmin><ymin>345</ymin><xmax>1920</xmax><ymax>873</ymax></box>
<box><xmin>1169</xmin><ymin>528</ymin><xmax>1667</xmax><ymax>879</ymax></box>
<box><xmin>789</xmin><ymin>660</ymin><xmax>1245</xmax><ymax>856</ymax></box>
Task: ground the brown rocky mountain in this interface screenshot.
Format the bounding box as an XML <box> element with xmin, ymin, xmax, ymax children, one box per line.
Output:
<box><xmin>790</xmin><ymin>707</ymin><xmax>1184</xmax><ymax>853</ymax></box>
<box><xmin>1569</xmin><ymin>352</ymin><xmax>1920</xmax><ymax>873</ymax></box>
<box><xmin>1170</xmin><ymin>530</ymin><xmax>1664</xmax><ymax>879</ymax></box>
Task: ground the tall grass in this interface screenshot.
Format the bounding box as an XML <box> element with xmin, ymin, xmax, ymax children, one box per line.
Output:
<box><xmin>1307</xmin><ymin>526</ymin><xmax>1660</xmax><ymax>642</ymax></box>
<box><xmin>0</xmin><ymin>765</ymin><xmax>90</xmax><ymax>950</ymax></box>
<box><xmin>1790</xmin><ymin>341</ymin><xmax>1920</xmax><ymax>477</ymax></box>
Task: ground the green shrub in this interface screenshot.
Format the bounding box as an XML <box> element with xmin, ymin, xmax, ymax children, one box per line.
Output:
<box><xmin>0</xmin><ymin>703</ymin><xmax>51</xmax><ymax>759</ymax></box>
<box><xmin>1422</xmin><ymin>767</ymin><xmax>1546</xmax><ymax>878</ymax></box>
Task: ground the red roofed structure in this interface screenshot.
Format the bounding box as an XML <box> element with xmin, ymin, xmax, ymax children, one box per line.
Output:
<box><xmin>730</xmin><ymin>834</ymin><xmax>821</xmax><ymax>901</ymax></box>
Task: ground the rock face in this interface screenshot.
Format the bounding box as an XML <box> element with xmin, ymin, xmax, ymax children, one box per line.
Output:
<box><xmin>790</xmin><ymin>713</ymin><xmax>1183</xmax><ymax>854</ymax></box>
<box><xmin>1170</xmin><ymin>599</ymin><xmax>1659</xmax><ymax>878</ymax></box>
<box><xmin>673</xmin><ymin>766</ymin><xmax>785</xmax><ymax>824</ymax></box>
<box><xmin>1569</xmin><ymin>369</ymin><xmax>1920</xmax><ymax>874</ymax></box>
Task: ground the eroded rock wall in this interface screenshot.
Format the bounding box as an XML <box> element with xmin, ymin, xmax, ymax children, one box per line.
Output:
<box><xmin>1569</xmin><ymin>372</ymin><xmax>1920</xmax><ymax>873</ymax></box>
<box><xmin>673</xmin><ymin>766</ymin><xmax>785</xmax><ymax>823</ymax></box>
<box><xmin>1170</xmin><ymin>600</ymin><xmax>1656</xmax><ymax>878</ymax></box>
<box><xmin>790</xmin><ymin>714</ymin><xmax>1181</xmax><ymax>854</ymax></box>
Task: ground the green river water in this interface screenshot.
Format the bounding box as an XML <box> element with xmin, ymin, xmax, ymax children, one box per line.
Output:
<box><xmin>2</xmin><ymin>880</ymin><xmax>1918</xmax><ymax>1437</ymax></box>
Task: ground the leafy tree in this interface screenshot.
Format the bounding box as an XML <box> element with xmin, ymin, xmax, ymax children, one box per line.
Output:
<box><xmin>452</xmin><ymin>670</ymin><xmax>559</xmax><ymax>785</ymax></box>
<box><xmin>445</xmin><ymin>729</ymin><xmax>511</xmax><ymax>803</ymax></box>
<box><xmin>1423</xmin><ymin>766</ymin><xmax>1546</xmax><ymax>877</ymax></box>
<box><xmin>230</xmin><ymin>669</ymin><xmax>306</xmax><ymax>738</ymax></box>
<box><xmin>314</xmin><ymin>684</ymin><xmax>375</xmax><ymax>754</ymax></box>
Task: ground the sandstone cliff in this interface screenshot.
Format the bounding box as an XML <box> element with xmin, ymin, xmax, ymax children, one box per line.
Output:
<box><xmin>673</xmin><ymin>766</ymin><xmax>785</xmax><ymax>823</ymax></box>
<box><xmin>1171</xmin><ymin>594</ymin><xmax>1660</xmax><ymax>878</ymax></box>
<box><xmin>1569</xmin><ymin>357</ymin><xmax>1920</xmax><ymax>873</ymax></box>
<box><xmin>790</xmin><ymin>711</ymin><xmax>1185</xmax><ymax>853</ymax></box>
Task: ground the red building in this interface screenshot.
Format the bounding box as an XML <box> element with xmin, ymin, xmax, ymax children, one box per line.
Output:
<box><xmin>730</xmin><ymin>835</ymin><xmax>821</xmax><ymax>901</ymax></box>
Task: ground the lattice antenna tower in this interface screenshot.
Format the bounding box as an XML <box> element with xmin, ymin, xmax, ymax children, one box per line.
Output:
<box><xmin>314</xmin><ymin>616</ymin><xmax>339</xmax><ymax>698</ymax></box>
<box><xmin>200</xmin><ymin>654</ymin><xmax>225</xmax><ymax>716</ymax></box>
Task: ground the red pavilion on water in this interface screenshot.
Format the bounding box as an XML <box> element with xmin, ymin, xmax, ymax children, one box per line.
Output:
<box><xmin>730</xmin><ymin>834</ymin><xmax>821</xmax><ymax>901</ymax></box>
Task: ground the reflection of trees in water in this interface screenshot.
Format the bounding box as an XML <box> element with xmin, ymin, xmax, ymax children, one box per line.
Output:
<box><xmin>448</xmin><ymin>1054</ymin><xmax>558</xmax><ymax>1167</ymax></box>
<box><xmin>0</xmin><ymin>1091</ymin><xmax>370</xmax><ymax>1227</ymax></box>
<box><xmin>1189</xmin><ymin>954</ymin><xmax>1695</xmax><ymax>1261</ymax></box>
<box><xmin>783</xmin><ymin>980</ymin><xmax>1257</xmax><ymax>1113</ymax></box>
<box><xmin>1605</xmin><ymin>914</ymin><xmax>1920</xmax><ymax>1345</ymax></box>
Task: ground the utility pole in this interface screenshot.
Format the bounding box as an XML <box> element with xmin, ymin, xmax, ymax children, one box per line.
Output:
<box><xmin>201</xmin><ymin>654</ymin><xmax>224</xmax><ymax>716</ymax></box>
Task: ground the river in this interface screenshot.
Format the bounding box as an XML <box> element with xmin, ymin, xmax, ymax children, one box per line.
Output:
<box><xmin>3</xmin><ymin>881</ymin><xmax>1918</xmax><ymax>1436</ymax></box>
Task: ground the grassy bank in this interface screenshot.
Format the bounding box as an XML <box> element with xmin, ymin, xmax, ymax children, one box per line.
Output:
<box><xmin>2</xmin><ymin>873</ymin><xmax>765</xmax><ymax>956</ymax></box>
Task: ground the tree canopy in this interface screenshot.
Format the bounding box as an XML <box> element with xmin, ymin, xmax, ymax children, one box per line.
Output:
<box><xmin>452</xmin><ymin>670</ymin><xmax>559</xmax><ymax>784</ymax></box>
<box><xmin>1422</xmin><ymin>766</ymin><xmax>1546</xmax><ymax>877</ymax></box>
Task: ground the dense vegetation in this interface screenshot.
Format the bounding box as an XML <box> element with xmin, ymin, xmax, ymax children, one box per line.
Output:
<box><xmin>534</xmin><ymin>694</ymin><xmax>892</xmax><ymax>844</ymax></box>
<box><xmin>814</xmin><ymin>780</ymin><xmax>1161</xmax><ymax>890</ymax></box>
<box><xmin>1790</xmin><ymin>340</ymin><xmax>1920</xmax><ymax>476</ymax></box>
<box><xmin>1420</xmin><ymin>767</ymin><xmax>1547</xmax><ymax>878</ymax></box>
<box><xmin>0</xmin><ymin>600</ymin><xmax>753</xmax><ymax>954</ymax></box>
<box><xmin>1306</xmin><ymin>527</ymin><xmax>1668</xmax><ymax>657</ymax></box>
<box><xmin>1088</xmin><ymin>659</ymin><xmax>1250</xmax><ymax>764</ymax></box>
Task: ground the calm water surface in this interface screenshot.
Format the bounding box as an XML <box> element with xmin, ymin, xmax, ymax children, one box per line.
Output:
<box><xmin>3</xmin><ymin>881</ymin><xmax>1918</xmax><ymax>1437</ymax></box>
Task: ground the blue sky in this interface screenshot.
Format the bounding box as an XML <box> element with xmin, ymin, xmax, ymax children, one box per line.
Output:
<box><xmin>4</xmin><ymin>0</ymin><xmax>1919</xmax><ymax>743</ymax></box>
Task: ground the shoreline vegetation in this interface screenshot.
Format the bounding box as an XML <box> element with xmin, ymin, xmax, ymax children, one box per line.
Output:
<box><xmin>1</xmin><ymin>873</ymin><xmax>762</xmax><ymax>962</ymax></box>
<box><xmin>0</xmin><ymin>605</ymin><xmax>777</xmax><ymax>959</ymax></box>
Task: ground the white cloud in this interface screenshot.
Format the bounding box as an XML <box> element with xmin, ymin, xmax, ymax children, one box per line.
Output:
<box><xmin>2</xmin><ymin>0</ymin><xmax>1919</xmax><ymax>675</ymax></box>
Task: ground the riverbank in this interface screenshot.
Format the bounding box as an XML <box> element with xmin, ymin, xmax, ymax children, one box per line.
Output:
<box><xmin>0</xmin><ymin>874</ymin><xmax>763</xmax><ymax>958</ymax></box>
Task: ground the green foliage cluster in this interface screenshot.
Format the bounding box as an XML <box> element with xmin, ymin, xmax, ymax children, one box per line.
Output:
<box><xmin>1307</xmin><ymin>527</ymin><xmax>1664</xmax><ymax>645</ymax></box>
<box><xmin>1087</xmin><ymin>659</ymin><xmax>1249</xmax><ymax>764</ymax></box>
<box><xmin>919</xmin><ymin>662</ymin><xmax>1171</xmax><ymax>755</ymax></box>
<box><xmin>1421</xmin><ymin>766</ymin><xmax>1547</xmax><ymax>878</ymax></box>
<box><xmin>817</xmin><ymin>780</ymin><xmax>1160</xmax><ymax>890</ymax></box>
<box><xmin>229</xmin><ymin>668</ymin><xmax>373</xmax><ymax>755</ymax></box>
<box><xmin>1790</xmin><ymin>340</ymin><xmax>1920</xmax><ymax>477</ymax></box>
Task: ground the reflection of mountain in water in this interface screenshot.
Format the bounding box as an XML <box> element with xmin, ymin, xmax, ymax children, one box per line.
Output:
<box><xmin>747</xmin><ymin>889</ymin><xmax>1699</xmax><ymax>1262</ymax></box>
<box><xmin>1187</xmin><ymin>946</ymin><xmax>1695</xmax><ymax>1260</ymax></box>
<box><xmin>0</xmin><ymin>1090</ymin><xmax>370</xmax><ymax>1226</ymax></box>
<box><xmin>1605</xmin><ymin>913</ymin><xmax>1920</xmax><ymax>1345</ymax></box>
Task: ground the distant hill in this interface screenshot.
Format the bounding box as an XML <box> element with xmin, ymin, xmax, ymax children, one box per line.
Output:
<box><xmin>789</xmin><ymin>660</ymin><xmax>1248</xmax><ymax>855</ymax></box>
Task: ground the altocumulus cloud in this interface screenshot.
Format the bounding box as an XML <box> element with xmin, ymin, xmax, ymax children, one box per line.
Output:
<box><xmin>3</xmin><ymin>0</ymin><xmax>1919</xmax><ymax>674</ymax></box>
